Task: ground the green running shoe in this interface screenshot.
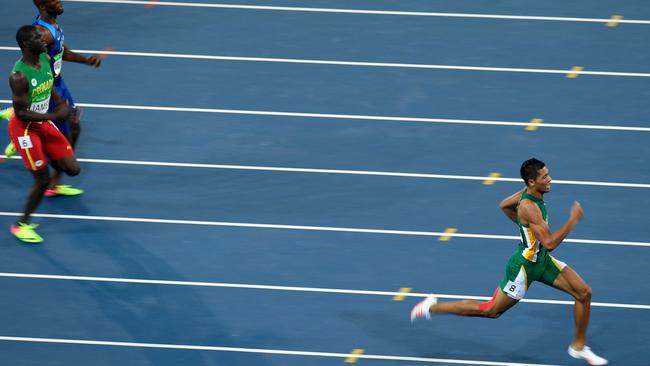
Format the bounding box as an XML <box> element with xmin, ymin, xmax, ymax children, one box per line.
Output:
<box><xmin>44</xmin><ymin>184</ymin><xmax>84</xmax><ymax>197</ymax></box>
<box><xmin>10</xmin><ymin>222</ymin><xmax>44</xmax><ymax>243</ymax></box>
<box><xmin>4</xmin><ymin>142</ymin><xmax>16</xmax><ymax>158</ymax></box>
<box><xmin>0</xmin><ymin>108</ymin><xmax>12</xmax><ymax>120</ymax></box>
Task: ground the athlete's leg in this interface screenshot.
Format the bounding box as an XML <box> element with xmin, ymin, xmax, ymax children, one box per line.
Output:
<box><xmin>20</xmin><ymin>168</ymin><xmax>51</xmax><ymax>224</ymax></box>
<box><xmin>411</xmin><ymin>287</ymin><xmax>520</xmax><ymax>321</ymax></box>
<box><xmin>49</xmin><ymin>80</ymin><xmax>81</xmax><ymax>190</ymax></box>
<box><xmin>68</xmin><ymin>107</ymin><xmax>81</xmax><ymax>147</ymax></box>
<box><xmin>48</xmin><ymin>123</ymin><xmax>72</xmax><ymax>188</ymax></box>
<box><xmin>50</xmin><ymin>154</ymin><xmax>80</xmax><ymax>176</ymax></box>
<box><xmin>551</xmin><ymin>266</ymin><xmax>592</xmax><ymax>349</ymax></box>
<box><xmin>42</xmin><ymin>121</ymin><xmax>82</xmax><ymax>196</ymax></box>
<box><xmin>431</xmin><ymin>288</ymin><xmax>519</xmax><ymax>318</ymax></box>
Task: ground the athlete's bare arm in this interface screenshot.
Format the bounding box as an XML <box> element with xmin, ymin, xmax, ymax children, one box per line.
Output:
<box><xmin>518</xmin><ymin>199</ymin><xmax>584</xmax><ymax>251</ymax></box>
<box><xmin>499</xmin><ymin>189</ymin><xmax>524</xmax><ymax>224</ymax></box>
<box><xmin>10</xmin><ymin>71</ymin><xmax>70</xmax><ymax>122</ymax></box>
<box><xmin>34</xmin><ymin>25</ymin><xmax>101</xmax><ymax>67</ymax></box>
<box><xmin>62</xmin><ymin>45</ymin><xmax>101</xmax><ymax>67</ymax></box>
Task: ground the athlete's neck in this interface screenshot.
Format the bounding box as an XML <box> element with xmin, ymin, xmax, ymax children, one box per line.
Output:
<box><xmin>21</xmin><ymin>52</ymin><xmax>41</xmax><ymax>68</ymax></box>
<box><xmin>525</xmin><ymin>187</ymin><xmax>544</xmax><ymax>199</ymax></box>
<box><xmin>39</xmin><ymin>11</ymin><xmax>58</xmax><ymax>26</ymax></box>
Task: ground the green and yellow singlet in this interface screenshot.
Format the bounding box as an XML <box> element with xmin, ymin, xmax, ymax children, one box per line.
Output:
<box><xmin>12</xmin><ymin>53</ymin><xmax>54</xmax><ymax>115</ymax></box>
<box><xmin>517</xmin><ymin>191</ymin><xmax>548</xmax><ymax>262</ymax></box>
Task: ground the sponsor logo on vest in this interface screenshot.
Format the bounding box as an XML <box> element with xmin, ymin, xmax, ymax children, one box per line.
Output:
<box><xmin>31</xmin><ymin>79</ymin><xmax>53</xmax><ymax>98</ymax></box>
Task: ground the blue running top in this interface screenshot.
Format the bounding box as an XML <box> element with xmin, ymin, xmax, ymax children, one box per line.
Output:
<box><xmin>33</xmin><ymin>16</ymin><xmax>65</xmax><ymax>78</ymax></box>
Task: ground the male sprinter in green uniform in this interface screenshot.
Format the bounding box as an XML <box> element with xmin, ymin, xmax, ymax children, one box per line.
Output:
<box><xmin>3</xmin><ymin>0</ymin><xmax>101</xmax><ymax>195</ymax></box>
<box><xmin>410</xmin><ymin>158</ymin><xmax>607</xmax><ymax>365</ymax></box>
<box><xmin>7</xmin><ymin>25</ymin><xmax>80</xmax><ymax>243</ymax></box>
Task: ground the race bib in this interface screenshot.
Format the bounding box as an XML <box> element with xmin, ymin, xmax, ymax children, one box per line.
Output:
<box><xmin>53</xmin><ymin>52</ymin><xmax>63</xmax><ymax>77</ymax></box>
<box><xmin>30</xmin><ymin>98</ymin><xmax>50</xmax><ymax>114</ymax></box>
<box><xmin>17</xmin><ymin>136</ymin><xmax>34</xmax><ymax>149</ymax></box>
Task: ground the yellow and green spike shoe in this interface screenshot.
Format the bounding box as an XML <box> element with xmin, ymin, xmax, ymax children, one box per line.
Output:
<box><xmin>44</xmin><ymin>185</ymin><xmax>84</xmax><ymax>197</ymax></box>
<box><xmin>4</xmin><ymin>142</ymin><xmax>16</xmax><ymax>158</ymax></box>
<box><xmin>0</xmin><ymin>108</ymin><xmax>13</xmax><ymax>120</ymax></box>
<box><xmin>10</xmin><ymin>222</ymin><xmax>44</xmax><ymax>243</ymax></box>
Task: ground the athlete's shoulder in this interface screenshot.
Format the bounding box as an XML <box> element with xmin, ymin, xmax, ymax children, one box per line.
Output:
<box><xmin>518</xmin><ymin>198</ymin><xmax>539</xmax><ymax>209</ymax></box>
<box><xmin>33</xmin><ymin>18</ymin><xmax>57</xmax><ymax>45</ymax></box>
<box><xmin>518</xmin><ymin>199</ymin><xmax>543</xmax><ymax>223</ymax></box>
<box><xmin>9</xmin><ymin>70</ymin><xmax>28</xmax><ymax>92</ymax></box>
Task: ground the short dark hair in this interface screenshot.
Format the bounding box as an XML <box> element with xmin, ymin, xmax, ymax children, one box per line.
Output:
<box><xmin>520</xmin><ymin>158</ymin><xmax>546</xmax><ymax>184</ymax></box>
<box><xmin>16</xmin><ymin>25</ymin><xmax>38</xmax><ymax>48</ymax></box>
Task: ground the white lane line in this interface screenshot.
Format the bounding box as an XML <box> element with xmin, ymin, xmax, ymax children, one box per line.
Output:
<box><xmin>2</xmin><ymin>155</ymin><xmax>646</xmax><ymax>189</ymax></box>
<box><xmin>62</xmin><ymin>0</ymin><xmax>650</xmax><ymax>25</ymax></box>
<box><xmin>0</xmin><ymin>336</ymin><xmax>562</xmax><ymax>366</ymax></box>
<box><xmin>0</xmin><ymin>212</ymin><xmax>648</xmax><ymax>247</ymax></box>
<box><xmin>67</xmin><ymin>158</ymin><xmax>650</xmax><ymax>189</ymax></box>
<box><xmin>2</xmin><ymin>46</ymin><xmax>649</xmax><ymax>78</ymax></box>
<box><xmin>0</xmin><ymin>272</ymin><xmax>647</xmax><ymax>310</ymax></box>
<box><xmin>1</xmin><ymin>99</ymin><xmax>648</xmax><ymax>133</ymax></box>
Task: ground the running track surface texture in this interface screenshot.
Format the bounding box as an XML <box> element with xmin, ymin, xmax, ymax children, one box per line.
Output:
<box><xmin>0</xmin><ymin>0</ymin><xmax>649</xmax><ymax>365</ymax></box>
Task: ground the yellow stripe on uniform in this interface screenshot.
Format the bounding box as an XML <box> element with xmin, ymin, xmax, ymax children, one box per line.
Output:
<box><xmin>345</xmin><ymin>349</ymin><xmax>365</xmax><ymax>363</ymax></box>
<box><xmin>521</xmin><ymin>265</ymin><xmax>529</xmax><ymax>290</ymax></box>
<box><xmin>392</xmin><ymin>287</ymin><xmax>411</xmax><ymax>301</ymax></box>
<box><xmin>567</xmin><ymin>66</ymin><xmax>584</xmax><ymax>78</ymax></box>
<box><xmin>607</xmin><ymin>15</ymin><xmax>623</xmax><ymax>27</ymax></box>
<box><xmin>23</xmin><ymin>122</ymin><xmax>36</xmax><ymax>170</ymax></box>
<box><xmin>523</xmin><ymin>228</ymin><xmax>537</xmax><ymax>261</ymax></box>
<box><xmin>550</xmin><ymin>256</ymin><xmax>566</xmax><ymax>272</ymax></box>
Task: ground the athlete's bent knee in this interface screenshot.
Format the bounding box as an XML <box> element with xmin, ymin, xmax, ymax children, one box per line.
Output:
<box><xmin>480</xmin><ymin>307</ymin><xmax>502</xmax><ymax>319</ymax></box>
<box><xmin>478</xmin><ymin>288</ymin><xmax>503</xmax><ymax>318</ymax></box>
<box><xmin>576</xmin><ymin>285</ymin><xmax>592</xmax><ymax>303</ymax></box>
<box><xmin>487</xmin><ymin>311</ymin><xmax>502</xmax><ymax>319</ymax></box>
<box><xmin>66</xmin><ymin>165</ymin><xmax>80</xmax><ymax>176</ymax></box>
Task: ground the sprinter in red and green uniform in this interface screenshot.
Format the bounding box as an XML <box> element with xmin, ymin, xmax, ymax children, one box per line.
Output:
<box><xmin>7</xmin><ymin>25</ymin><xmax>81</xmax><ymax>243</ymax></box>
<box><xmin>3</xmin><ymin>0</ymin><xmax>101</xmax><ymax>196</ymax></box>
<box><xmin>410</xmin><ymin>158</ymin><xmax>607</xmax><ymax>365</ymax></box>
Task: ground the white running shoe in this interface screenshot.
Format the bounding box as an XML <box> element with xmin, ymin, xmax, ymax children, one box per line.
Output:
<box><xmin>568</xmin><ymin>345</ymin><xmax>608</xmax><ymax>365</ymax></box>
<box><xmin>410</xmin><ymin>295</ymin><xmax>437</xmax><ymax>322</ymax></box>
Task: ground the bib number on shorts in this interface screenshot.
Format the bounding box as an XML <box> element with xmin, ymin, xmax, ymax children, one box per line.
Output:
<box><xmin>18</xmin><ymin>136</ymin><xmax>34</xmax><ymax>149</ymax></box>
<box><xmin>504</xmin><ymin>280</ymin><xmax>525</xmax><ymax>300</ymax></box>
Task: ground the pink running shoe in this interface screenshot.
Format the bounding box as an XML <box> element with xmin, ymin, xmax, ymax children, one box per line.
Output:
<box><xmin>410</xmin><ymin>295</ymin><xmax>437</xmax><ymax>322</ymax></box>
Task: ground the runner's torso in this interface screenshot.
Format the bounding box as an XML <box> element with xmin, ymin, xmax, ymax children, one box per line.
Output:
<box><xmin>12</xmin><ymin>53</ymin><xmax>54</xmax><ymax>116</ymax></box>
<box><xmin>33</xmin><ymin>16</ymin><xmax>65</xmax><ymax>78</ymax></box>
<box><xmin>517</xmin><ymin>191</ymin><xmax>548</xmax><ymax>262</ymax></box>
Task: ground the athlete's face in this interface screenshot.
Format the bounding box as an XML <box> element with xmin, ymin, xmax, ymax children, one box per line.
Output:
<box><xmin>38</xmin><ymin>0</ymin><xmax>64</xmax><ymax>16</ymax></box>
<box><xmin>24</xmin><ymin>29</ymin><xmax>48</xmax><ymax>55</ymax></box>
<box><xmin>529</xmin><ymin>166</ymin><xmax>552</xmax><ymax>193</ymax></box>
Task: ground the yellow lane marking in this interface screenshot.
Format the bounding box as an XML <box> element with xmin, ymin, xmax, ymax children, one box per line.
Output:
<box><xmin>607</xmin><ymin>15</ymin><xmax>623</xmax><ymax>27</ymax></box>
<box><xmin>392</xmin><ymin>287</ymin><xmax>412</xmax><ymax>301</ymax></box>
<box><xmin>345</xmin><ymin>349</ymin><xmax>365</xmax><ymax>363</ymax></box>
<box><xmin>439</xmin><ymin>228</ymin><xmax>458</xmax><ymax>241</ymax></box>
<box><xmin>526</xmin><ymin>118</ymin><xmax>544</xmax><ymax>131</ymax></box>
<box><xmin>567</xmin><ymin>66</ymin><xmax>584</xmax><ymax>78</ymax></box>
<box><xmin>483</xmin><ymin>172</ymin><xmax>501</xmax><ymax>185</ymax></box>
